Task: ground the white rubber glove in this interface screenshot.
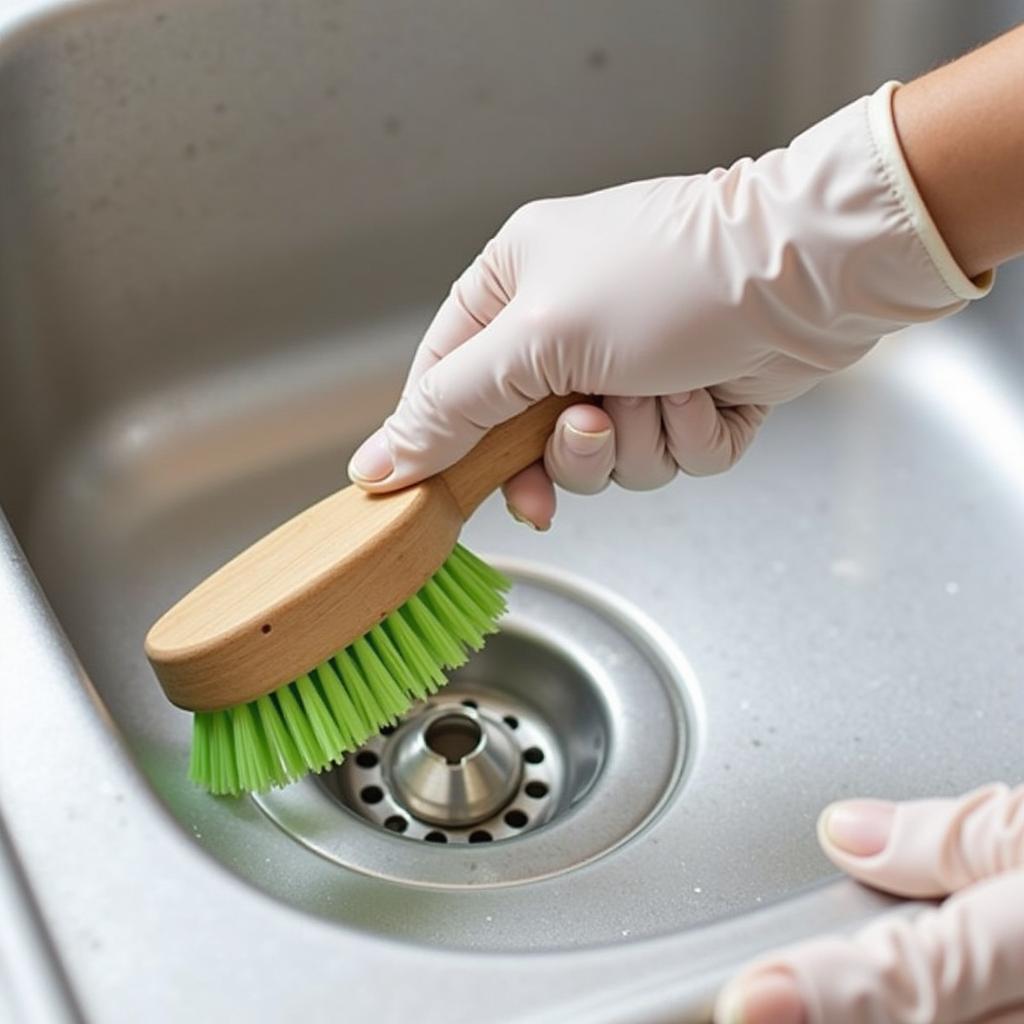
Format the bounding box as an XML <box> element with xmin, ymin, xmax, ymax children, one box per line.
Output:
<box><xmin>714</xmin><ymin>784</ymin><xmax>1024</xmax><ymax>1024</ymax></box>
<box><xmin>348</xmin><ymin>82</ymin><xmax>990</xmax><ymax>528</ymax></box>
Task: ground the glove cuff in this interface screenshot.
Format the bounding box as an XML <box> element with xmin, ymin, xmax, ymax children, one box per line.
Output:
<box><xmin>866</xmin><ymin>80</ymin><xmax>994</xmax><ymax>301</ymax></box>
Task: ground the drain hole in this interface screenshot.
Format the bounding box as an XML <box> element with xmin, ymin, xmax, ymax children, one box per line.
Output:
<box><xmin>460</xmin><ymin>699</ymin><xmax>478</xmax><ymax>709</ymax></box>
<box><xmin>360</xmin><ymin>785</ymin><xmax>384</xmax><ymax>805</ymax></box>
<box><xmin>355</xmin><ymin>751</ymin><xmax>378</xmax><ymax>769</ymax></box>
<box><xmin>503</xmin><ymin>715</ymin><xmax>519</xmax><ymax>729</ymax></box>
<box><xmin>424</xmin><ymin>830</ymin><xmax>448</xmax><ymax>843</ymax></box>
<box><xmin>425</xmin><ymin>714</ymin><xmax>482</xmax><ymax>765</ymax></box>
<box><xmin>468</xmin><ymin>830</ymin><xmax>493</xmax><ymax>843</ymax></box>
<box><xmin>523</xmin><ymin>747</ymin><xmax>545</xmax><ymax>765</ymax></box>
<box><xmin>504</xmin><ymin>809</ymin><xmax>528</xmax><ymax>829</ymax></box>
<box><xmin>524</xmin><ymin>781</ymin><xmax>548</xmax><ymax>799</ymax></box>
<box><xmin>384</xmin><ymin>815</ymin><xmax>408</xmax><ymax>833</ymax></box>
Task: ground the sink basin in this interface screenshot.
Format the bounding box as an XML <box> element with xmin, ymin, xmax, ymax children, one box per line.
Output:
<box><xmin>3</xmin><ymin>1</ymin><xmax>1024</xmax><ymax>1020</ymax></box>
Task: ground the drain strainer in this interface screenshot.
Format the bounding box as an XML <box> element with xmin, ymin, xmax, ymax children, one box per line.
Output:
<box><xmin>325</xmin><ymin>690</ymin><xmax>560</xmax><ymax>843</ymax></box>
<box><xmin>253</xmin><ymin>558</ymin><xmax>691</xmax><ymax>888</ymax></box>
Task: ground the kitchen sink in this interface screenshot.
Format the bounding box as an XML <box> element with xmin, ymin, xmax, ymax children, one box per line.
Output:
<box><xmin>2</xmin><ymin>1</ymin><xmax>1024</xmax><ymax>1021</ymax></box>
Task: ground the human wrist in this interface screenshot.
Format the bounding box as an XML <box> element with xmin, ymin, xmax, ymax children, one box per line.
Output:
<box><xmin>890</xmin><ymin>23</ymin><xmax>1024</xmax><ymax>278</ymax></box>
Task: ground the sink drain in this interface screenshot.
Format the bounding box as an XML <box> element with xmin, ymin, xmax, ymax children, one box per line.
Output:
<box><xmin>253</xmin><ymin>558</ymin><xmax>692</xmax><ymax>888</ymax></box>
<box><xmin>323</xmin><ymin>656</ymin><xmax>570</xmax><ymax>842</ymax></box>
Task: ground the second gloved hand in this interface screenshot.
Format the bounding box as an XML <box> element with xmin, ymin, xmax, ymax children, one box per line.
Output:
<box><xmin>349</xmin><ymin>82</ymin><xmax>988</xmax><ymax>528</ymax></box>
<box><xmin>714</xmin><ymin>784</ymin><xmax>1024</xmax><ymax>1024</ymax></box>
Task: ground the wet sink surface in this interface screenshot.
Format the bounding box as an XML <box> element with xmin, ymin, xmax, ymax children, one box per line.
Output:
<box><xmin>2</xmin><ymin>0</ymin><xmax>1024</xmax><ymax>1020</ymax></box>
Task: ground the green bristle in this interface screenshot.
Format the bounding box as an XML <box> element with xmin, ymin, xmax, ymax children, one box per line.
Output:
<box><xmin>188</xmin><ymin>544</ymin><xmax>510</xmax><ymax>796</ymax></box>
<box><xmin>401</xmin><ymin>592</ymin><xmax>465</xmax><ymax>667</ymax></box>
<box><xmin>209</xmin><ymin>711</ymin><xmax>238</xmax><ymax>796</ymax></box>
<box><xmin>444</xmin><ymin>550</ymin><xmax>508</xmax><ymax>620</ymax></box>
<box><xmin>189</xmin><ymin>710</ymin><xmax>211</xmax><ymax>787</ymax></box>
<box><xmin>275</xmin><ymin>685</ymin><xmax>326</xmax><ymax>772</ymax></box>
<box><xmin>233</xmin><ymin>703</ymin><xmax>274</xmax><ymax>793</ymax></box>
<box><xmin>295</xmin><ymin>673</ymin><xmax>346</xmax><ymax>767</ymax></box>
<box><xmin>351</xmin><ymin>635</ymin><xmax>409</xmax><ymax>721</ymax></box>
<box><xmin>434</xmin><ymin>564</ymin><xmax>502</xmax><ymax>638</ymax></box>
<box><xmin>332</xmin><ymin>648</ymin><xmax>381</xmax><ymax>733</ymax></box>
<box><xmin>367</xmin><ymin>623</ymin><xmax>423</xmax><ymax>699</ymax></box>
<box><xmin>451</xmin><ymin>544</ymin><xmax>511</xmax><ymax>593</ymax></box>
<box><xmin>254</xmin><ymin>694</ymin><xmax>304</xmax><ymax>785</ymax></box>
<box><xmin>421</xmin><ymin>576</ymin><xmax>486</xmax><ymax>650</ymax></box>
<box><xmin>312</xmin><ymin>660</ymin><xmax>363</xmax><ymax>751</ymax></box>
<box><xmin>381</xmin><ymin>611</ymin><xmax>446</xmax><ymax>692</ymax></box>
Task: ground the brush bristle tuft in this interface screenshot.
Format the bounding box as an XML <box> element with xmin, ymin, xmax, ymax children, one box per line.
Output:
<box><xmin>188</xmin><ymin>544</ymin><xmax>510</xmax><ymax>796</ymax></box>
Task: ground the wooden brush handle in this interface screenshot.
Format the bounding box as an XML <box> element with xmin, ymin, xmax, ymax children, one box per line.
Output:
<box><xmin>439</xmin><ymin>392</ymin><xmax>584</xmax><ymax>519</ymax></box>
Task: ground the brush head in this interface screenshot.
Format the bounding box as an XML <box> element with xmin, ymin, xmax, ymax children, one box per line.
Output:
<box><xmin>188</xmin><ymin>543</ymin><xmax>510</xmax><ymax>796</ymax></box>
<box><xmin>145</xmin><ymin>478</ymin><xmax>463</xmax><ymax>712</ymax></box>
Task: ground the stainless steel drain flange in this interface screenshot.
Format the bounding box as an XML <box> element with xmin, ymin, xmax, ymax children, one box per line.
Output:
<box><xmin>254</xmin><ymin>558</ymin><xmax>693</xmax><ymax>888</ymax></box>
<box><xmin>325</xmin><ymin>689</ymin><xmax>560</xmax><ymax>843</ymax></box>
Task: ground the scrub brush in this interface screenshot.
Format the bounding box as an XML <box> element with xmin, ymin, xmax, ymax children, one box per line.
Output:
<box><xmin>144</xmin><ymin>393</ymin><xmax>577</xmax><ymax>796</ymax></box>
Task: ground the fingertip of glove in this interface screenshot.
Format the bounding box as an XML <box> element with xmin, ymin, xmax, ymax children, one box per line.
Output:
<box><xmin>561</xmin><ymin>421</ymin><xmax>613</xmax><ymax>457</ymax></box>
<box><xmin>714</xmin><ymin>971</ymin><xmax>806</xmax><ymax>1024</ymax></box>
<box><xmin>348</xmin><ymin>429</ymin><xmax>395</xmax><ymax>484</ymax></box>
<box><xmin>506</xmin><ymin>501</ymin><xmax>550</xmax><ymax>531</ymax></box>
<box><xmin>818</xmin><ymin>800</ymin><xmax>895</xmax><ymax>859</ymax></box>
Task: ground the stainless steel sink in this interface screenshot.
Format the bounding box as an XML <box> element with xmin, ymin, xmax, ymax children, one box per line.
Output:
<box><xmin>3</xmin><ymin>1</ymin><xmax>1024</xmax><ymax>1021</ymax></box>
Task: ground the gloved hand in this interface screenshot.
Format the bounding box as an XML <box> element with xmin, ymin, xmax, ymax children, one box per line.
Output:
<box><xmin>714</xmin><ymin>784</ymin><xmax>1024</xmax><ymax>1024</ymax></box>
<box><xmin>349</xmin><ymin>81</ymin><xmax>988</xmax><ymax>528</ymax></box>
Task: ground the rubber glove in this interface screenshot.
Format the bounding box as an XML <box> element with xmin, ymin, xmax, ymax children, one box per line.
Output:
<box><xmin>714</xmin><ymin>784</ymin><xmax>1024</xmax><ymax>1024</ymax></box>
<box><xmin>349</xmin><ymin>81</ymin><xmax>990</xmax><ymax>528</ymax></box>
